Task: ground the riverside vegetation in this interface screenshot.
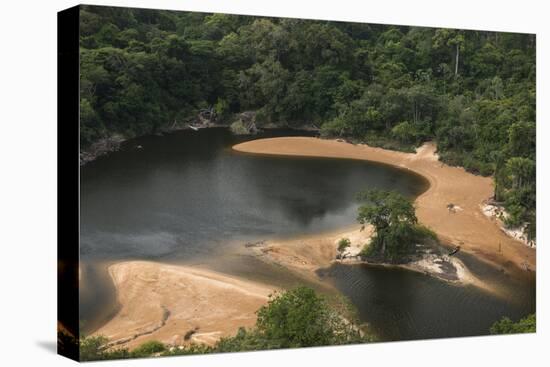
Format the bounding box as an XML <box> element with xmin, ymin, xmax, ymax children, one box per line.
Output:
<box><xmin>69</xmin><ymin>188</ymin><xmax>534</xmax><ymax>360</ymax></box>
<box><xmin>76</xmin><ymin>287</ymin><xmax>371</xmax><ymax>361</ymax></box>
<box><xmin>74</xmin><ymin>5</ymin><xmax>536</xmax><ymax>358</ymax></box>
<box><xmin>80</xmin><ymin>5</ymin><xmax>535</xmax><ymax>241</ymax></box>
<box><xmin>351</xmin><ymin>189</ymin><xmax>535</xmax><ymax>337</ymax></box>
<box><xmin>356</xmin><ymin>189</ymin><xmax>437</xmax><ymax>262</ymax></box>
<box><xmin>71</xmin><ymin>286</ymin><xmax>535</xmax><ymax>360</ymax></box>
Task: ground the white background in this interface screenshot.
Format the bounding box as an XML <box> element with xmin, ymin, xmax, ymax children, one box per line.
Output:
<box><xmin>0</xmin><ymin>0</ymin><xmax>548</xmax><ymax>366</ymax></box>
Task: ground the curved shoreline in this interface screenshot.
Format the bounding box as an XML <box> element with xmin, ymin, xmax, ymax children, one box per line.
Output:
<box><xmin>233</xmin><ymin>137</ymin><xmax>536</xmax><ymax>275</ymax></box>
<box><xmin>92</xmin><ymin>261</ymin><xmax>277</xmax><ymax>350</ymax></box>
<box><xmin>92</xmin><ymin>136</ymin><xmax>535</xmax><ymax>349</ymax></box>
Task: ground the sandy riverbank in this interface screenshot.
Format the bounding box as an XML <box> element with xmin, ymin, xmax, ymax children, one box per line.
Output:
<box><xmin>233</xmin><ymin>137</ymin><xmax>535</xmax><ymax>275</ymax></box>
<box><xmin>247</xmin><ymin>225</ymin><xmax>371</xmax><ymax>280</ymax></box>
<box><xmin>245</xmin><ymin>222</ymin><xmax>492</xmax><ymax>293</ymax></box>
<box><xmin>93</xmin><ymin>137</ymin><xmax>534</xmax><ymax>350</ymax></box>
<box><xmin>92</xmin><ymin>261</ymin><xmax>276</xmax><ymax>350</ymax></box>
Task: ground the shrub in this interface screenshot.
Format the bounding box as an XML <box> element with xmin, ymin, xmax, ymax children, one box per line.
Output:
<box><xmin>320</xmin><ymin>117</ymin><xmax>348</xmax><ymax>137</ymax></box>
<box><xmin>337</xmin><ymin>238</ymin><xmax>351</xmax><ymax>253</ymax></box>
<box><xmin>80</xmin><ymin>335</ymin><xmax>130</xmax><ymax>361</ymax></box>
<box><xmin>214</xmin><ymin>98</ymin><xmax>230</xmax><ymax>122</ymax></box>
<box><xmin>254</xmin><ymin>287</ymin><xmax>364</xmax><ymax>348</ymax></box>
<box><xmin>230</xmin><ymin>119</ymin><xmax>249</xmax><ymax>135</ymax></box>
<box><xmin>391</xmin><ymin>121</ymin><xmax>417</xmax><ymax>144</ymax></box>
<box><xmin>79</xmin><ymin>287</ymin><xmax>370</xmax><ymax>359</ymax></box>
<box><xmin>357</xmin><ymin>189</ymin><xmax>437</xmax><ymax>262</ymax></box>
<box><xmin>130</xmin><ymin>340</ymin><xmax>166</xmax><ymax>358</ymax></box>
<box><xmin>490</xmin><ymin>314</ymin><xmax>536</xmax><ymax>334</ymax></box>
<box><xmin>79</xmin><ymin>335</ymin><xmax>109</xmax><ymax>361</ymax></box>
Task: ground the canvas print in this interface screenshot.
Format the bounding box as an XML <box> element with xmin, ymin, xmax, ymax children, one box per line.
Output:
<box><xmin>57</xmin><ymin>4</ymin><xmax>536</xmax><ymax>362</ymax></box>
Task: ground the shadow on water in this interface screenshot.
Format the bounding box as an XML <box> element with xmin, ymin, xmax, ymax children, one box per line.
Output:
<box><xmin>318</xmin><ymin>261</ymin><xmax>535</xmax><ymax>341</ymax></box>
<box><xmin>78</xmin><ymin>127</ymin><xmax>534</xmax><ymax>341</ymax></box>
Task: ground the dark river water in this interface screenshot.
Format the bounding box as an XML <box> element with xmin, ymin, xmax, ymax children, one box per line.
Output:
<box><xmin>80</xmin><ymin>128</ymin><xmax>535</xmax><ymax>341</ymax></box>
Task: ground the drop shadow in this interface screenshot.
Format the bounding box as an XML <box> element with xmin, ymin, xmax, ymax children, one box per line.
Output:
<box><xmin>36</xmin><ymin>340</ymin><xmax>57</xmax><ymax>354</ymax></box>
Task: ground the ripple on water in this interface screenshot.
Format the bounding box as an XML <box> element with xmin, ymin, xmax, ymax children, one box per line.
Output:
<box><xmin>321</xmin><ymin>262</ymin><xmax>535</xmax><ymax>341</ymax></box>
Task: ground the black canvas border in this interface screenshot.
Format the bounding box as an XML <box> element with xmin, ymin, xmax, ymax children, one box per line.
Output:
<box><xmin>57</xmin><ymin>4</ymin><xmax>81</xmax><ymax>362</ymax></box>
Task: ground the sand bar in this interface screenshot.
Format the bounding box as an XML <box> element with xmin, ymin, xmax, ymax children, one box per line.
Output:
<box><xmin>94</xmin><ymin>137</ymin><xmax>535</xmax><ymax>349</ymax></box>
<box><xmin>233</xmin><ymin>137</ymin><xmax>535</xmax><ymax>274</ymax></box>
<box><xmin>92</xmin><ymin>261</ymin><xmax>276</xmax><ymax>349</ymax></box>
<box><xmin>249</xmin><ymin>225</ymin><xmax>371</xmax><ymax>278</ymax></box>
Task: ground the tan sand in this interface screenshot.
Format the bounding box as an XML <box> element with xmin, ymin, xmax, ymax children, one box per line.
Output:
<box><xmin>94</xmin><ymin>137</ymin><xmax>535</xmax><ymax>349</ymax></box>
<box><xmin>250</xmin><ymin>225</ymin><xmax>371</xmax><ymax>280</ymax></box>
<box><xmin>233</xmin><ymin>137</ymin><xmax>535</xmax><ymax>275</ymax></box>
<box><xmin>249</xmin><ymin>221</ymin><xmax>496</xmax><ymax>294</ymax></box>
<box><xmin>92</xmin><ymin>261</ymin><xmax>276</xmax><ymax>350</ymax></box>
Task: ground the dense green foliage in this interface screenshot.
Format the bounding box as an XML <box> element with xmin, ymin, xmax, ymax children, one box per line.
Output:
<box><xmin>357</xmin><ymin>189</ymin><xmax>437</xmax><ymax>262</ymax></box>
<box><xmin>490</xmin><ymin>313</ymin><xmax>536</xmax><ymax>334</ymax></box>
<box><xmin>211</xmin><ymin>288</ymin><xmax>366</xmax><ymax>352</ymax></box>
<box><xmin>79</xmin><ymin>335</ymin><xmax>130</xmax><ymax>361</ymax></box>
<box><xmin>256</xmin><ymin>287</ymin><xmax>364</xmax><ymax>347</ymax></box>
<box><xmin>78</xmin><ymin>287</ymin><xmax>368</xmax><ymax>360</ymax></box>
<box><xmin>79</xmin><ymin>336</ymin><xmax>169</xmax><ymax>361</ymax></box>
<box><xmin>80</xmin><ymin>5</ymin><xmax>535</xmax><ymax>236</ymax></box>
<box><xmin>130</xmin><ymin>340</ymin><xmax>166</xmax><ymax>355</ymax></box>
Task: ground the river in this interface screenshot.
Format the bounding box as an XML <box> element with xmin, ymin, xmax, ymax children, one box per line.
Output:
<box><xmin>79</xmin><ymin>127</ymin><xmax>535</xmax><ymax>341</ymax></box>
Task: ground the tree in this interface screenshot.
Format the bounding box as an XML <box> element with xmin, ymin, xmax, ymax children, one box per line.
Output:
<box><xmin>253</xmin><ymin>287</ymin><xmax>363</xmax><ymax>348</ymax></box>
<box><xmin>130</xmin><ymin>340</ymin><xmax>166</xmax><ymax>357</ymax></box>
<box><xmin>505</xmin><ymin>157</ymin><xmax>535</xmax><ymax>190</ymax></box>
<box><xmin>357</xmin><ymin>190</ymin><xmax>417</xmax><ymax>233</ymax></box>
<box><xmin>507</xmin><ymin>121</ymin><xmax>536</xmax><ymax>158</ymax></box>
<box><xmin>337</xmin><ymin>238</ymin><xmax>351</xmax><ymax>255</ymax></box>
<box><xmin>80</xmin><ymin>287</ymin><xmax>369</xmax><ymax>360</ymax></box>
<box><xmin>490</xmin><ymin>314</ymin><xmax>536</xmax><ymax>334</ymax></box>
<box><xmin>357</xmin><ymin>190</ymin><xmax>435</xmax><ymax>262</ymax></box>
<box><xmin>432</xmin><ymin>29</ymin><xmax>465</xmax><ymax>76</ymax></box>
<box><xmin>324</xmin><ymin>97</ymin><xmax>383</xmax><ymax>137</ymax></box>
<box><xmin>391</xmin><ymin>121</ymin><xmax>417</xmax><ymax>144</ymax></box>
<box><xmin>80</xmin><ymin>335</ymin><xmax>129</xmax><ymax>361</ymax></box>
<box><xmin>490</xmin><ymin>150</ymin><xmax>505</xmax><ymax>201</ymax></box>
<box><xmin>181</xmin><ymin>288</ymin><xmax>368</xmax><ymax>352</ymax></box>
<box><xmin>78</xmin><ymin>5</ymin><xmax>535</xmax><ymax>240</ymax></box>
<box><xmin>80</xmin><ymin>335</ymin><xmax>109</xmax><ymax>361</ymax></box>
<box><xmin>238</xmin><ymin>57</ymin><xmax>290</xmax><ymax>120</ymax></box>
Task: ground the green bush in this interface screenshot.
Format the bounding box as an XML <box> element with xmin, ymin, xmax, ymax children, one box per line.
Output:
<box><xmin>337</xmin><ymin>238</ymin><xmax>351</xmax><ymax>253</ymax></box>
<box><xmin>188</xmin><ymin>287</ymin><xmax>368</xmax><ymax>352</ymax></box>
<box><xmin>130</xmin><ymin>340</ymin><xmax>166</xmax><ymax>358</ymax></box>
<box><xmin>79</xmin><ymin>287</ymin><xmax>370</xmax><ymax>360</ymax></box>
<box><xmin>320</xmin><ymin>117</ymin><xmax>348</xmax><ymax>137</ymax></box>
<box><xmin>79</xmin><ymin>335</ymin><xmax>129</xmax><ymax>361</ymax></box>
<box><xmin>229</xmin><ymin>119</ymin><xmax>249</xmax><ymax>135</ymax></box>
<box><xmin>357</xmin><ymin>189</ymin><xmax>437</xmax><ymax>262</ymax></box>
<box><xmin>391</xmin><ymin>121</ymin><xmax>417</xmax><ymax>144</ymax></box>
<box><xmin>162</xmin><ymin>343</ymin><xmax>212</xmax><ymax>356</ymax></box>
<box><xmin>254</xmin><ymin>287</ymin><xmax>364</xmax><ymax>348</ymax></box>
<box><xmin>503</xmin><ymin>204</ymin><xmax>525</xmax><ymax>228</ymax></box>
<box><xmin>362</xmin><ymin>132</ymin><xmax>417</xmax><ymax>153</ymax></box>
<box><xmin>78</xmin><ymin>6</ymin><xmax>535</xmax><ymax>241</ymax></box>
<box><xmin>490</xmin><ymin>314</ymin><xmax>536</xmax><ymax>334</ymax></box>
<box><xmin>214</xmin><ymin>98</ymin><xmax>231</xmax><ymax>122</ymax></box>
